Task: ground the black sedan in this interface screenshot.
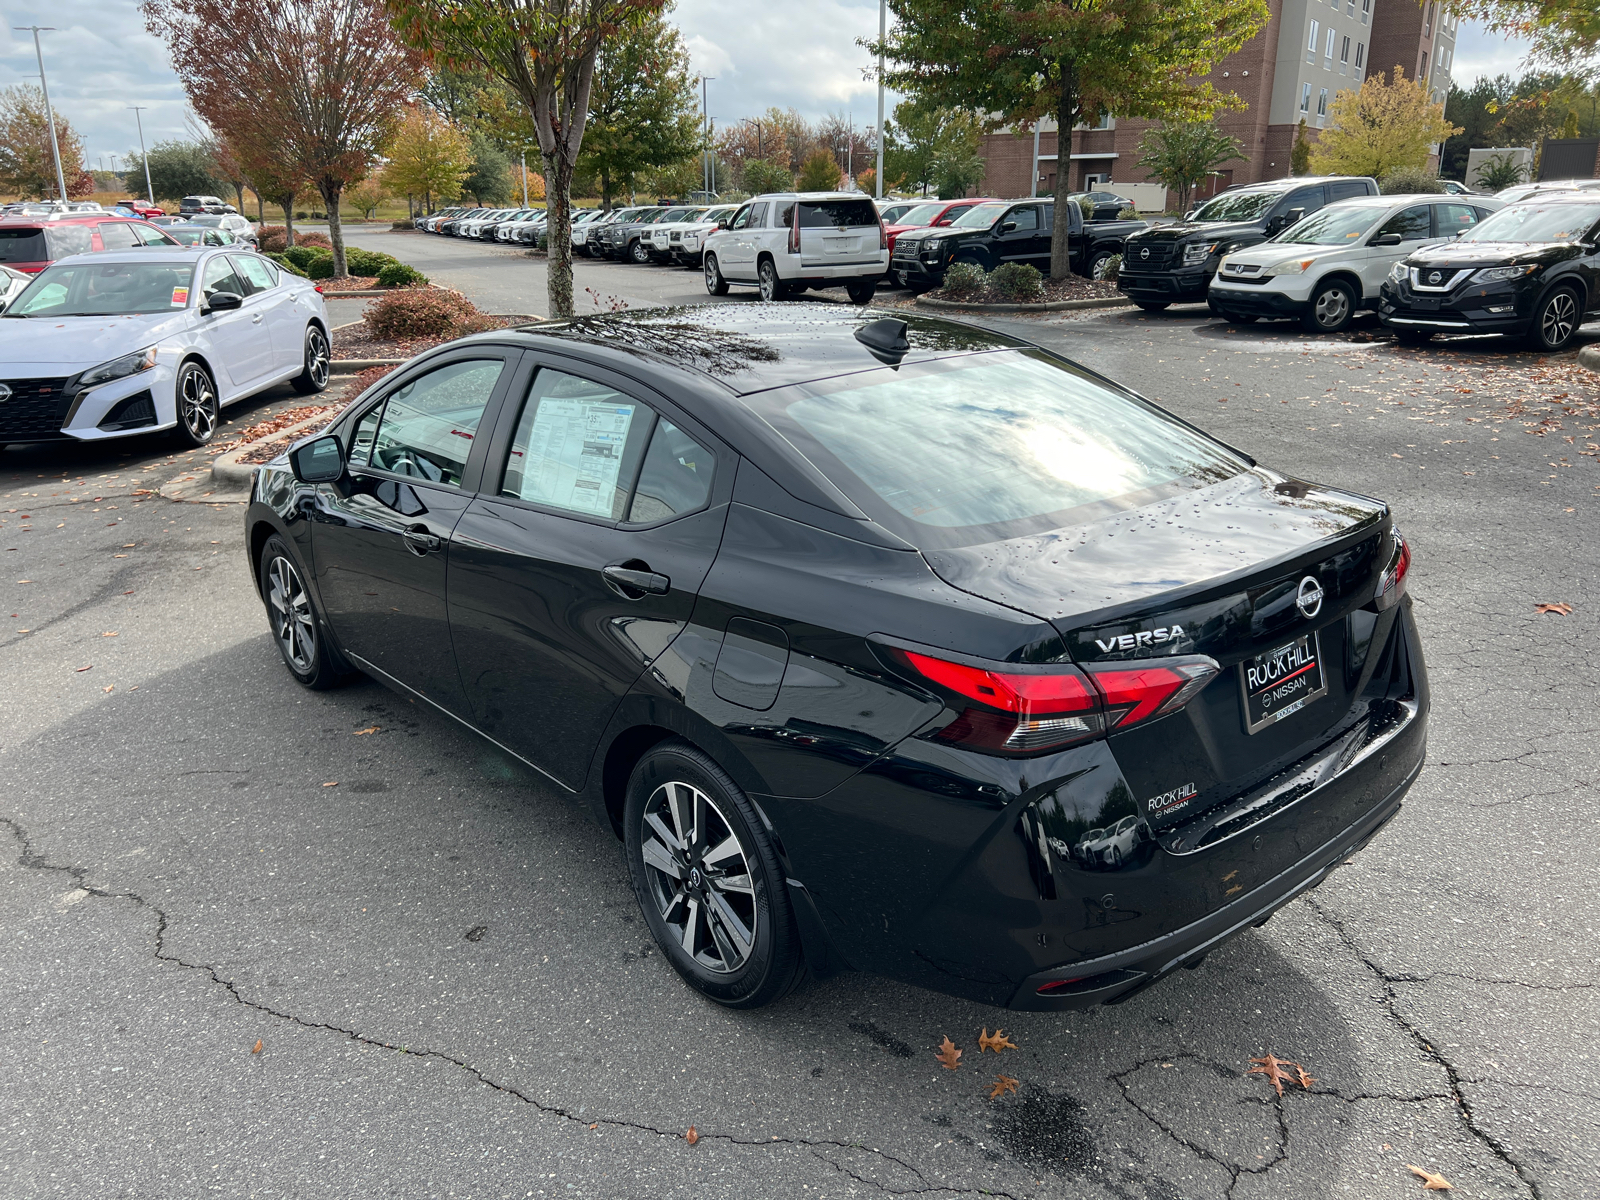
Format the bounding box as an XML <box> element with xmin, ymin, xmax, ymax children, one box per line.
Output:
<box><xmin>1379</xmin><ymin>193</ymin><xmax>1600</xmax><ymax>349</ymax></box>
<box><xmin>245</xmin><ymin>306</ymin><xmax>1428</xmax><ymax>1011</ymax></box>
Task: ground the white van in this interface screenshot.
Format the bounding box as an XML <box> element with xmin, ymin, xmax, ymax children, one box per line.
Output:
<box><xmin>702</xmin><ymin>192</ymin><xmax>888</xmax><ymax>303</ymax></box>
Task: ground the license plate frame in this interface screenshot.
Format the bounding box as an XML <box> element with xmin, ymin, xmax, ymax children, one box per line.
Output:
<box><xmin>1240</xmin><ymin>633</ymin><xmax>1328</xmax><ymax>734</ymax></box>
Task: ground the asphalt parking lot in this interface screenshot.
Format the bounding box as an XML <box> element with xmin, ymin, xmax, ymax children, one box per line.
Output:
<box><xmin>3</xmin><ymin>234</ymin><xmax>1598</xmax><ymax>1199</ymax></box>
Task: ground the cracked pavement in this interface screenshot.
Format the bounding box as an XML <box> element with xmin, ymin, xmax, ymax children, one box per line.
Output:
<box><xmin>2</xmin><ymin>269</ymin><xmax>1596</xmax><ymax>1197</ymax></box>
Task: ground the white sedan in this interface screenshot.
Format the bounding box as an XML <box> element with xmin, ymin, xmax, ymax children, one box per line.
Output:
<box><xmin>0</xmin><ymin>247</ymin><xmax>330</xmax><ymax>449</ymax></box>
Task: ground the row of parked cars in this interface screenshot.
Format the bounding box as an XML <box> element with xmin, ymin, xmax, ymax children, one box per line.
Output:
<box><xmin>1119</xmin><ymin>172</ymin><xmax>1600</xmax><ymax>349</ymax></box>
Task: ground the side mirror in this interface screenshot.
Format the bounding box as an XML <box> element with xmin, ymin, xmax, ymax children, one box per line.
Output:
<box><xmin>289</xmin><ymin>434</ymin><xmax>344</xmax><ymax>484</ymax></box>
<box><xmin>934</xmin><ymin>217</ymin><xmax>952</xmax><ymax>225</ymax></box>
<box><xmin>1183</xmin><ymin>210</ymin><xmax>1196</xmax><ymax>221</ymax></box>
<box><xmin>1369</xmin><ymin>232</ymin><xmax>1403</xmax><ymax>247</ymax></box>
<box><xmin>203</xmin><ymin>290</ymin><xmax>243</xmax><ymax>313</ymax></box>
<box><xmin>999</xmin><ymin>220</ymin><xmax>1017</xmax><ymax>233</ymax></box>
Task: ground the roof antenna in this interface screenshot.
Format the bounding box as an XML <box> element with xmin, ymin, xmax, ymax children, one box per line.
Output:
<box><xmin>854</xmin><ymin>316</ymin><xmax>910</xmax><ymax>365</ymax></box>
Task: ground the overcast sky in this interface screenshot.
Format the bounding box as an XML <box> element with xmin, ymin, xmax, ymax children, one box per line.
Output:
<box><xmin>0</xmin><ymin>0</ymin><xmax>1535</xmax><ymax>172</ymax></box>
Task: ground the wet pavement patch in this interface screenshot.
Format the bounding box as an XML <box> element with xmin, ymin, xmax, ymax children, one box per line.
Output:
<box><xmin>989</xmin><ymin>1087</ymin><xmax>1097</xmax><ymax>1173</ymax></box>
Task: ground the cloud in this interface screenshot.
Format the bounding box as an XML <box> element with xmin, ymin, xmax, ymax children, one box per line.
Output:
<box><xmin>1449</xmin><ymin>18</ymin><xmax>1535</xmax><ymax>84</ymax></box>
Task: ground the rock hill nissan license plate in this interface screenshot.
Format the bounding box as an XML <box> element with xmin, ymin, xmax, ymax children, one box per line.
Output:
<box><xmin>1241</xmin><ymin>634</ymin><xmax>1327</xmax><ymax>734</ymax></box>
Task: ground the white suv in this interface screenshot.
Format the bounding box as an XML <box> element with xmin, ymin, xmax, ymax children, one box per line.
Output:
<box><xmin>702</xmin><ymin>192</ymin><xmax>888</xmax><ymax>303</ymax></box>
<box><xmin>1209</xmin><ymin>193</ymin><xmax>1504</xmax><ymax>333</ymax></box>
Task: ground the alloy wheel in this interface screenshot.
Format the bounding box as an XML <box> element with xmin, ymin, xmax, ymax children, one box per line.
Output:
<box><xmin>640</xmin><ymin>780</ymin><xmax>757</xmax><ymax>974</ymax></box>
<box><xmin>1540</xmin><ymin>290</ymin><xmax>1577</xmax><ymax>347</ymax></box>
<box><xmin>266</xmin><ymin>555</ymin><xmax>316</xmax><ymax>673</ymax></box>
<box><xmin>704</xmin><ymin>254</ymin><xmax>728</xmax><ymax>295</ymax></box>
<box><xmin>178</xmin><ymin>365</ymin><xmax>218</xmax><ymax>443</ymax></box>
<box><xmin>306</xmin><ymin>328</ymin><xmax>330</xmax><ymax>388</ymax></box>
<box><xmin>758</xmin><ymin>261</ymin><xmax>779</xmax><ymax>302</ymax></box>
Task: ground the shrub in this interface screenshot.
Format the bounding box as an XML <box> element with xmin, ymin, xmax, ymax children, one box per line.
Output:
<box><xmin>941</xmin><ymin>260</ymin><xmax>987</xmax><ymax>300</ymax></box>
<box><xmin>305</xmin><ymin>251</ymin><xmax>337</xmax><ymax>280</ymax></box>
<box><xmin>282</xmin><ymin>244</ymin><xmax>322</xmax><ymax>271</ymax></box>
<box><xmin>376</xmin><ymin>261</ymin><xmax>428</xmax><ymax>288</ymax></box>
<box><xmin>391</xmin><ymin>219</ymin><xmax>415</xmax><ymax>231</ymax></box>
<box><xmin>294</xmin><ymin>210</ymin><xmax>308</xmax><ymax>220</ymax></box>
<box><xmin>344</xmin><ymin>247</ymin><xmax>397</xmax><ymax>276</ymax></box>
<box><xmin>1379</xmin><ymin>168</ymin><xmax>1446</xmax><ymax>194</ymax></box>
<box><xmin>365</xmin><ymin>287</ymin><xmax>496</xmax><ymax>341</ymax></box>
<box><xmin>265</xmin><ymin>252</ymin><xmax>308</xmax><ymax>278</ymax></box>
<box><xmin>987</xmin><ymin>261</ymin><xmax>1045</xmax><ymax>303</ymax></box>
<box><xmin>257</xmin><ymin>224</ymin><xmax>288</xmax><ymax>252</ymax></box>
<box><xmin>1075</xmin><ymin>195</ymin><xmax>1095</xmax><ymax>223</ymax></box>
<box><xmin>346</xmin><ymin>362</ymin><xmax>400</xmax><ymax>399</ymax></box>
<box><xmin>1095</xmin><ymin>253</ymin><xmax>1121</xmax><ymax>282</ymax></box>
<box><xmin>295</xmin><ymin>231</ymin><xmax>333</xmax><ymax>250</ymax></box>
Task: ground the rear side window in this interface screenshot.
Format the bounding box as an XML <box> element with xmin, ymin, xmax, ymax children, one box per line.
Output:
<box><xmin>1436</xmin><ymin>203</ymin><xmax>1481</xmax><ymax>233</ymax></box>
<box><xmin>500</xmin><ymin>369</ymin><xmax>650</xmax><ymax>520</ymax></box>
<box><xmin>797</xmin><ymin>199</ymin><xmax>878</xmax><ymax>228</ymax></box>
<box><xmin>756</xmin><ymin>350</ymin><xmax>1245</xmax><ymax>548</ymax></box>
<box><xmin>0</xmin><ymin>229</ymin><xmax>47</xmax><ymax>262</ymax></box>
<box><xmin>233</xmin><ymin>255</ymin><xmax>277</xmax><ymax>293</ymax></box>
<box><xmin>1328</xmin><ymin>181</ymin><xmax>1370</xmax><ymax>201</ymax></box>
<box><xmin>628</xmin><ymin>420</ymin><xmax>714</xmax><ymax>523</ymax></box>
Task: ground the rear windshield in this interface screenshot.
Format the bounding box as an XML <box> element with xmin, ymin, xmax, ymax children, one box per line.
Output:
<box><xmin>798</xmin><ymin>199</ymin><xmax>878</xmax><ymax>228</ymax></box>
<box><xmin>0</xmin><ymin>228</ymin><xmax>47</xmax><ymax>263</ymax></box>
<box><xmin>1462</xmin><ymin>201</ymin><xmax>1600</xmax><ymax>243</ymax></box>
<box><xmin>754</xmin><ymin>350</ymin><xmax>1246</xmax><ymax>548</ymax></box>
<box><xmin>1190</xmin><ymin>190</ymin><xmax>1284</xmax><ymax>222</ymax></box>
<box><xmin>5</xmin><ymin>260</ymin><xmax>197</xmax><ymax>318</ymax></box>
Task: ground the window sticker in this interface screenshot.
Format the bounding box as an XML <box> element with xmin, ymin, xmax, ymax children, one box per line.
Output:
<box><xmin>171</xmin><ymin>286</ymin><xmax>190</xmax><ymax>306</ymax></box>
<box><xmin>518</xmin><ymin>397</ymin><xmax>636</xmax><ymax>515</ymax></box>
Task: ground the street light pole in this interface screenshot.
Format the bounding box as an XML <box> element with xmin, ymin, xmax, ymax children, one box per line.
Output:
<box><xmin>129</xmin><ymin>106</ymin><xmax>154</xmax><ymax>204</ymax></box>
<box><xmin>14</xmin><ymin>26</ymin><xmax>69</xmax><ymax>204</ymax></box>
<box><xmin>700</xmin><ymin>75</ymin><xmax>715</xmax><ymax>197</ymax></box>
<box><xmin>521</xmin><ymin>149</ymin><xmax>529</xmax><ymax>207</ymax></box>
<box><xmin>875</xmin><ymin>0</ymin><xmax>885</xmax><ymax>199</ymax></box>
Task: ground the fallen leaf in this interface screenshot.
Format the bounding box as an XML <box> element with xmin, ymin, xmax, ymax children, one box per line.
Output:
<box><xmin>978</xmin><ymin>1028</ymin><xmax>1017</xmax><ymax>1053</ymax></box>
<box><xmin>1295</xmin><ymin>1063</ymin><xmax>1317</xmax><ymax>1090</ymax></box>
<box><xmin>353</xmin><ymin>726</ymin><xmax>380</xmax><ymax>735</ymax></box>
<box><xmin>685</xmin><ymin>1126</ymin><xmax>699</xmax><ymax>1145</ymax></box>
<box><xmin>1534</xmin><ymin>602</ymin><xmax>1573</xmax><ymax>615</ymax></box>
<box><xmin>75</xmin><ymin>665</ymin><xmax>92</xmax><ymax>673</ymax></box>
<box><xmin>988</xmin><ymin>1074</ymin><xmax>1020</xmax><ymax>1099</ymax></box>
<box><xmin>1406</xmin><ymin>1164</ymin><xmax>1453</xmax><ymax>1190</ymax></box>
<box><xmin>1248</xmin><ymin>1053</ymin><xmax>1299</xmax><ymax>1097</ymax></box>
<box><xmin>102</xmin><ymin>631</ymin><xmax>118</xmax><ymax>637</ymax></box>
<box><xmin>102</xmin><ymin>685</ymin><xmax>114</xmax><ymax>693</ymax></box>
<box><xmin>589</xmin><ymin>1123</ymin><xmax>597</xmax><ymax>1131</ymax></box>
<box><xmin>323</xmin><ymin>781</ymin><xmax>339</xmax><ymax>787</ymax></box>
<box><xmin>251</xmin><ymin>1039</ymin><xmax>263</xmax><ymax>1054</ymax></box>
<box><xmin>935</xmin><ymin>1036</ymin><xmax>962</xmax><ymax>1070</ymax></box>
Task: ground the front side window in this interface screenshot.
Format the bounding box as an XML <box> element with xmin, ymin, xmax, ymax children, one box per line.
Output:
<box><xmin>1004</xmin><ymin>206</ymin><xmax>1040</xmax><ymax>232</ymax></box>
<box><xmin>501</xmin><ymin>369</ymin><xmax>649</xmax><ymax>519</ymax></box>
<box><xmin>201</xmin><ymin>255</ymin><xmax>246</xmax><ymax>299</ymax></box>
<box><xmin>1375</xmin><ymin>204</ymin><xmax>1433</xmax><ymax>241</ymax></box>
<box><xmin>752</xmin><ymin>351</ymin><xmax>1245</xmax><ymax>548</ymax></box>
<box><xmin>1274</xmin><ymin>205</ymin><xmax>1382</xmax><ymax>244</ymax></box>
<box><xmin>4</xmin><ymin>260</ymin><xmax>196</xmax><ymax>318</ymax></box>
<box><xmin>366</xmin><ymin>359</ymin><xmax>505</xmax><ymax>488</ymax></box>
<box><xmin>97</xmin><ymin>223</ymin><xmax>140</xmax><ymax>250</ymax></box>
<box><xmin>729</xmin><ymin>205</ymin><xmax>753</xmax><ymax>231</ymax></box>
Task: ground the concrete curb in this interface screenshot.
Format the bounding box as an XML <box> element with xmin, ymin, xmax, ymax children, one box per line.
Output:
<box><xmin>1579</xmin><ymin>344</ymin><xmax>1600</xmax><ymax>373</ymax></box>
<box><xmin>322</xmin><ymin>289</ymin><xmax>391</xmax><ymax>298</ymax></box>
<box><xmin>165</xmin><ymin>395</ymin><xmax>353</xmax><ymax>504</ymax></box>
<box><xmin>914</xmin><ymin>293</ymin><xmax>1134</xmax><ymax>314</ymax></box>
<box><xmin>210</xmin><ymin>408</ymin><xmax>337</xmax><ymax>490</ymax></box>
<box><xmin>332</xmin><ymin>358</ymin><xmax>407</xmax><ymax>371</ymax></box>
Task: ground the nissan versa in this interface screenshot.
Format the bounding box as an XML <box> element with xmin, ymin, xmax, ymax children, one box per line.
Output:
<box><xmin>245</xmin><ymin>306</ymin><xmax>1427</xmax><ymax>1010</ymax></box>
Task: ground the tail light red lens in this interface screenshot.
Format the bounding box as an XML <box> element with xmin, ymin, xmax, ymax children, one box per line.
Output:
<box><xmin>1372</xmin><ymin>529</ymin><xmax>1411</xmax><ymax>611</ymax></box>
<box><xmin>896</xmin><ymin>648</ymin><xmax>1219</xmax><ymax>755</ymax></box>
<box><xmin>789</xmin><ymin>203</ymin><xmax>801</xmax><ymax>255</ymax></box>
<box><xmin>878</xmin><ymin>214</ymin><xmax>888</xmax><ymax>251</ymax></box>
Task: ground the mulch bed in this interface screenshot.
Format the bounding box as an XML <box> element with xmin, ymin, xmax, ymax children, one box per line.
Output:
<box><xmin>928</xmin><ymin>275</ymin><xmax>1120</xmax><ymax>305</ymax></box>
<box><xmin>215</xmin><ymin>405</ymin><xmax>342</xmax><ymax>465</ymax></box>
<box><xmin>317</xmin><ymin>275</ymin><xmax>380</xmax><ymax>292</ymax></box>
<box><xmin>330</xmin><ymin>315</ymin><xmax>528</xmax><ymax>362</ymax></box>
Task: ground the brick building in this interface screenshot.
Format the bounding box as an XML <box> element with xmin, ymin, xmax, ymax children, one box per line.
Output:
<box><xmin>976</xmin><ymin>0</ymin><xmax>1456</xmax><ymax>207</ymax></box>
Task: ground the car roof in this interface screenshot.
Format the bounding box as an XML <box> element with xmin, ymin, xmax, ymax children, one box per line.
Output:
<box><xmin>49</xmin><ymin>247</ymin><xmax>253</xmax><ymax>266</ymax></box>
<box><xmin>485</xmin><ymin>303</ymin><xmax>1029</xmax><ymax>398</ymax></box>
<box><xmin>1507</xmin><ymin>190</ymin><xmax>1600</xmax><ymax>203</ymax></box>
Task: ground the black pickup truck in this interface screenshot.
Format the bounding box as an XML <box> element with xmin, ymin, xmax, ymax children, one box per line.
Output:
<box><xmin>892</xmin><ymin>198</ymin><xmax>1146</xmax><ymax>288</ymax></box>
<box><xmin>1117</xmin><ymin>175</ymin><xmax>1378</xmax><ymax>311</ymax></box>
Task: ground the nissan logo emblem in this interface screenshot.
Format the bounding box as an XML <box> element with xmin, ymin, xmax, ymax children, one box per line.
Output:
<box><xmin>0</xmin><ymin>383</ymin><xmax>11</xmax><ymax>404</ymax></box>
<box><xmin>1428</xmin><ymin>270</ymin><xmax>1442</xmax><ymax>284</ymax></box>
<box><xmin>1139</xmin><ymin>246</ymin><xmax>1150</xmax><ymax>260</ymax></box>
<box><xmin>1296</xmin><ymin>575</ymin><xmax>1325</xmax><ymax>619</ymax></box>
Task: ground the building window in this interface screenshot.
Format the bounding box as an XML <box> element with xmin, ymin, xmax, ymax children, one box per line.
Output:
<box><xmin>1340</xmin><ymin>35</ymin><xmax>1351</xmax><ymax>74</ymax></box>
<box><xmin>1325</xmin><ymin>27</ymin><xmax>1336</xmax><ymax>67</ymax></box>
<box><xmin>1361</xmin><ymin>0</ymin><xmax>1370</xmax><ymax>25</ymax></box>
<box><xmin>1301</xmin><ymin>82</ymin><xmax>1312</xmax><ymax>113</ymax></box>
<box><xmin>1425</xmin><ymin>2</ymin><xmax>1434</xmax><ymax>36</ymax></box>
<box><xmin>1420</xmin><ymin>50</ymin><xmax>1429</xmax><ymax>78</ymax></box>
<box><xmin>1308</xmin><ymin>20</ymin><xmax>1319</xmax><ymax>63</ymax></box>
<box><xmin>1317</xmin><ymin>88</ymin><xmax>1329</xmax><ymax>118</ymax></box>
<box><xmin>1355</xmin><ymin>42</ymin><xmax>1365</xmax><ymax>69</ymax></box>
<box><xmin>1346</xmin><ymin>0</ymin><xmax>1355</xmax><ymax>12</ymax></box>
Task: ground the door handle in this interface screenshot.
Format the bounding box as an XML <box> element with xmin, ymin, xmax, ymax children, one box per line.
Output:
<box><xmin>251</xmin><ymin>313</ymin><xmax>262</xmax><ymax>323</ymax></box>
<box><xmin>603</xmin><ymin>563</ymin><xmax>670</xmax><ymax>598</ymax></box>
<box><xmin>403</xmin><ymin>524</ymin><xmax>442</xmax><ymax>556</ymax></box>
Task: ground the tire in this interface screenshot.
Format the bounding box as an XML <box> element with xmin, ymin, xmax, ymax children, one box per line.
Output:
<box><xmin>1395</xmin><ymin>328</ymin><xmax>1434</xmax><ymax>346</ymax></box>
<box><xmin>887</xmin><ymin>268</ymin><xmax>905</xmax><ymax>289</ymax></box>
<box><xmin>757</xmin><ymin>257</ymin><xmax>784</xmax><ymax>302</ymax></box>
<box><xmin>258</xmin><ymin>534</ymin><xmax>356</xmax><ymax>690</ymax></box>
<box><xmin>1525</xmin><ymin>286</ymin><xmax>1582</xmax><ymax>351</ymax></box>
<box><xmin>629</xmin><ymin>238</ymin><xmax>650</xmax><ymax>265</ymax></box>
<box><xmin>172</xmin><ymin>360</ymin><xmax>220</xmax><ymax>447</ymax></box>
<box><xmin>1303</xmin><ymin>278</ymin><xmax>1357</xmax><ymax>334</ymax></box>
<box><xmin>846</xmin><ymin>279</ymin><xmax>876</xmax><ymax>305</ymax></box>
<box><xmin>1136</xmin><ymin>301</ymin><xmax>1170</xmax><ymax>313</ymax></box>
<box><xmin>624</xmin><ymin>740</ymin><xmax>805</xmax><ymax>1008</ymax></box>
<box><xmin>704</xmin><ymin>253</ymin><xmax>729</xmax><ymax>296</ymax></box>
<box><xmin>290</xmin><ymin>324</ymin><xmax>331</xmax><ymax>394</ymax></box>
<box><xmin>1087</xmin><ymin>250</ymin><xmax>1113</xmax><ymax>280</ymax></box>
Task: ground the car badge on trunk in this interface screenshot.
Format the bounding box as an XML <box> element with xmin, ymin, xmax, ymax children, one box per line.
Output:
<box><xmin>1296</xmin><ymin>576</ymin><xmax>1324</xmax><ymax>619</ymax></box>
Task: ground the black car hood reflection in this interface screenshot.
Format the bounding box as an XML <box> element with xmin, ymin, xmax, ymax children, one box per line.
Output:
<box><xmin>923</xmin><ymin>469</ymin><xmax>1385</xmax><ymax>626</ymax></box>
<box><xmin>1128</xmin><ymin>219</ymin><xmax>1264</xmax><ymax>243</ymax></box>
<box><xmin>1404</xmin><ymin>240</ymin><xmax>1582</xmax><ymax>269</ymax></box>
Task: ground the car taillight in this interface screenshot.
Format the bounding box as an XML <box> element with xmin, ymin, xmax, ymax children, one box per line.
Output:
<box><xmin>1084</xmin><ymin>660</ymin><xmax>1220</xmax><ymax>729</ymax></box>
<box><xmin>878</xmin><ymin>214</ymin><xmax>888</xmax><ymax>251</ymax></box>
<box><xmin>789</xmin><ymin>203</ymin><xmax>801</xmax><ymax>255</ymax></box>
<box><xmin>896</xmin><ymin>647</ymin><xmax>1220</xmax><ymax>756</ymax></box>
<box><xmin>1372</xmin><ymin>528</ymin><xmax>1411</xmax><ymax>611</ymax></box>
<box><xmin>314</xmin><ymin>284</ymin><xmax>324</xmax><ymax>294</ymax></box>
